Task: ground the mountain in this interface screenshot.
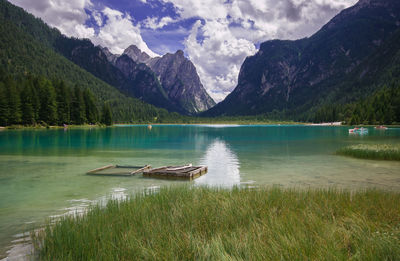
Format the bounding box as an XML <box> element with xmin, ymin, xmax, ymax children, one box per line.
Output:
<box><xmin>123</xmin><ymin>45</ymin><xmax>151</xmax><ymax>64</ymax></box>
<box><xmin>120</xmin><ymin>45</ymin><xmax>215</xmax><ymax>114</ymax></box>
<box><xmin>0</xmin><ymin>0</ymin><xmax>212</xmax><ymax>117</ymax></box>
<box><xmin>113</xmin><ymin>54</ymin><xmax>176</xmax><ymax>111</ymax></box>
<box><xmin>0</xmin><ymin>0</ymin><xmax>182</xmax><ymax>123</ymax></box>
<box><xmin>54</xmin><ymin>37</ymin><xmax>179</xmax><ymax>112</ymax></box>
<box><xmin>205</xmin><ymin>0</ymin><xmax>400</xmax><ymax>118</ymax></box>
<box><xmin>103</xmin><ymin>45</ymin><xmax>215</xmax><ymax>114</ymax></box>
<box><xmin>147</xmin><ymin>50</ymin><xmax>216</xmax><ymax>113</ymax></box>
<box><xmin>102</xmin><ymin>47</ymin><xmax>119</xmax><ymax>64</ymax></box>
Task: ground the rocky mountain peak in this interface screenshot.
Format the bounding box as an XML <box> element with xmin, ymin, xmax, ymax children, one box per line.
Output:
<box><xmin>98</xmin><ymin>43</ymin><xmax>215</xmax><ymax>114</ymax></box>
<box><xmin>100</xmin><ymin>46</ymin><xmax>119</xmax><ymax>64</ymax></box>
<box><xmin>175</xmin><ymin>50</ymin><xmax>184</xmax><ymax>57</ymax></box>
<box><xmin>146</xmin><ymin>49</ymin><xmax>215</xmax><ymax>114</ymax></box>
<box><xmin>204</xmin><ymin>0</ymin><xmax>400</xmax><ymax>117</ymax></box>
<box><xmin>123</xmin><ymin>45</ymin><xmax>151</xmax><ymax>64</ymax></box>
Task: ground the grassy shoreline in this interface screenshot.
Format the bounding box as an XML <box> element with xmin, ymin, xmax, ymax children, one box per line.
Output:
<box><xmin>337</xmin><ymin>144</ymin><xmax>400</xmax><ymax>161</ymax></box>
<box><xmin>33</xmin><ymin>186</ymin><xmax>400</xmax><ymax>260</ymax></box>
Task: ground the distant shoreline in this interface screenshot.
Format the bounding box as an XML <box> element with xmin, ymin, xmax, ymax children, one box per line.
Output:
<box><xmin>2</xmin><ymin>123</ymin><xmax>400</xmax><ymax>130</ymax></box>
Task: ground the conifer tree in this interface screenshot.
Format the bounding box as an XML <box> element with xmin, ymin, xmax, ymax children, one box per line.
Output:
<box><xmin>101</xmin><ymin>103</ymin><xmax>112</xmax><ymax>126</ymax></box>
<box><xmin>83</xmin><ymin>89</ymin><xmax>98</xmax><ymax>124</ymax></box>
<box><xmin>5</xmin><ymin>77</ymin><xmax>21</xmax><ymax>124</ymax></box>
<box><xmin>20</xmin><ymin>80</ymin><xmax>36</xmax><ymax>125</ymax></box>
<box><xmin>31</xmin><ymin>77</ymin><xmax>41</xmax><ymax>121</ymax></box>
<box><xmin>55</xmin><ymin>80</ymin><xmax>71</xmax><ymax>125</ymax></box>
<box><xmin>38</xmin><ymin>78</ymin><xmax>58</xmax><ymax>125</ymax></box>
<box><xmin>0</xmin><ymin>82</ymin><xmax>9</xmax><ymax>126</ymax></box>
<box><xmin>71</xmin><ymin>85</ymin><xmax>86</xmax><ymax>125</ymax></box>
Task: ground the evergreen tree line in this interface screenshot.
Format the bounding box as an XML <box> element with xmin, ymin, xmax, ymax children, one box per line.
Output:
<box><xmin>313</xmin><ymin>84</ymin><xmax>400</xmax><ymax>124</ymax></box>
<box><xmin>0</xmin><ymin>74</ymin><xmax>112</xmax><ymax>126</ymax></box>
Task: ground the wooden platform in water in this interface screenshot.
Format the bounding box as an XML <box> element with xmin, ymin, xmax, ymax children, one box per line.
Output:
<box><xmin>143</xmin><ymin>164</ymin><xmax>208</xmax><ymax>180</ymax></box>
<box><xmin>87</xmin><ymin>165</ymin><xmax>151</xmax><ymax>176</ymax></box>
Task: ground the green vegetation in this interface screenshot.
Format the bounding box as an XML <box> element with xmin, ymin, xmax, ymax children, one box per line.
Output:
<box><xmin>337</xmin><ymin>144</ymin><xmax>400</xmax><ymax>161</ymax></box>
<box><xmin>33</xmin><ymin>186</ymin><xmax>400</xmax><ymax>260</ymax></box>
<box><xmin>101</xmin><ymin>103</ymin><xmax>113</xmax><ymax>126</ymax></box>
<box><xmin>0</xmin><ymin>74</ymin><xmax>106</xmax><ymax>126</ymax></box>
<box><xmin>0</xmin><ymin>71</ymin><xmax>302</xmax><ymax>126</ymax></box>
<box><xmin>0</xmin><ymin>0</ymin><xmax>184</xmax><ymax>123</ymax></box>
<box><xmin>313</xmin><ymin>84</ymin><xmax>400</xmax><ymax>125</ymax></box>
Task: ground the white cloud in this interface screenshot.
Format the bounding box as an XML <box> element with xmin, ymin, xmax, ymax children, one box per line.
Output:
<box><xmin>10</xmin><ymin>0</ymin><xmax>359</xmax><ymax>103</ymax></box>
<box><xmin>9</xmin><ymin>0</ymin><xmax>158</xmax><ymax>57</ymax></box>
<box><xmin>162</xmin><ymin>0</ymin><xmax>358</xmax><ymax>102</ymax></box>
<box><xmin>92</xmin><ymin>11</ymin><xmax>103</xmax><ymax>27</ymax></box>
<box><xmin>91</xmin><ymin>8</ymin><xmax>158</xmax><ymax>56</ymax></box>
<box><xmin>142</xmin><ymin>16</ymin><xmax>176</xmax><ymax>30</ymax></box>
<box><xmin>185</xmin><ymin>20</ymin><xmax>257</xmax><ymax>101</ymax></box>
<box><xmin>9</xmin><ymin>0</ymin><xmax>94</xmax><ymax>37</ymax></box>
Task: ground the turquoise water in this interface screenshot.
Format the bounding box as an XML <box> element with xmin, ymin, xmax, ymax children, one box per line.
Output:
<box><xmin>0</xmin><ymin>125</ymin><xmax>400</xmax><ymax>257</ymax></box>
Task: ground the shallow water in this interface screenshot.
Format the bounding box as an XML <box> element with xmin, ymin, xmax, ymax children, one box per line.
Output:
<box><xmin>0</xmin><ymin>125</ymin><xmax>399</xmax><ymax>257</ymax></box>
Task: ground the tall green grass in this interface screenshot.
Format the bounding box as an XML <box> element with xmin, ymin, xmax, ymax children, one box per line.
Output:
<box><xmin>33</xmin><ymin>186</ymin><xmax>400</xmax><ymax>260</ymax></box>
<box><xmin>337</xmin><ymin>144</ymin><xmax>400</xmax><ymax>161</ymax></box>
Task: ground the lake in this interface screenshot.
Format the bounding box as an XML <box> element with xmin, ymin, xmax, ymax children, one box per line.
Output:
<box><xmin>0</xmin><ymin>125</ymin><xmax>400</xmax><ymax>257</ymax></box>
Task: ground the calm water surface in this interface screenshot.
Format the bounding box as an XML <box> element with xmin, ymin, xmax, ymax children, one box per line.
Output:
<box><xmin>0</xmin><ymin>125</ymin><xmax>400</xmax><ymax>257</ymax></box>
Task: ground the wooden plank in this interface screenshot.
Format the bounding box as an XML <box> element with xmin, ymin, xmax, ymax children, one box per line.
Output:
<box><xmin>87</xmin><ymin>165</ymin><xmax>151</xmax><ymax>176</ymax></box>
<box><xmin>166</xmin><ymin>164</ymin><xmax>192</xmax><ymax>171</ymax></box>
<box><xmin>143</xmin><ymin>165</ymin><xmax>207</xmax><ymax>180</ymax></box>
<box><xmin>129</xmin><ymin>165</ymin><xmax>152</xmax><ymax>175</ymax></box>
<box><xmin>145</xmin><ymin>166</ymin><xmax>168</xmax><ymax>172</ymax></box>
<box><xmin>116</xmin><ymin>165</ymin><xmax>147</xmax><ymax>168</ymax></box>
<box><xmin>86</xmin><ymin>164</ymin><xmax>114</xmax><ymax>174</ymax></box>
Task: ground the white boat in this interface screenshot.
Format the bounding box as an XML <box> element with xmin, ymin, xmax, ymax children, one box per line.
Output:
<box><xmin>349</xmin><ymin>127</ymin><xmax>368</xmax><ymax>134</ymax></box>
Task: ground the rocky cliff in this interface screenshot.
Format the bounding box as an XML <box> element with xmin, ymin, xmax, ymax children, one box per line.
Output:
<box><xmin>100</xmin><ymin>44</ymin><xmax>215</xmax><ymax>114</ymax></box>
<box><xmin>205</xmin><ymin>0</ymin><xmax>400</xmax><ymax>116</ymax></box>
<box><xmin>147</xmin><ymin>50</ymin><xmax>215</xmax><ymax>114</ymax></box>
<box><xmin>123</xmin><ymin>45</ymin><xmax>151</xmax><ymax>64</ymax></box>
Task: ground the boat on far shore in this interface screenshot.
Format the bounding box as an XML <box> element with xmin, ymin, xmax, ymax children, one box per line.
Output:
<box><xmin>349</xmin><ymin>127</ymin><xmax>368</xmax><ymax>135</ymax></box>
<box><xmin>375</xmin><ymin>125</ymin><xmax>388</xmax><ymax>130</ymax></box>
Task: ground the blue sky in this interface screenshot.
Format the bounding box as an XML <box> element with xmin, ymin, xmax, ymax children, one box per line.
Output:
<box><xmin>9</xmin><ymin>0</ymin><xmax>358</xmax><ymax>102</ymax></box>
<box><xmin>84</xmin><ymin>0</ymin><xmax>191</xmax><ymax>54</ymax></box>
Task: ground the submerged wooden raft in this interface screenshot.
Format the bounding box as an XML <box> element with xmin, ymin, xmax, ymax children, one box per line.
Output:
<box><xmin>87</xmin><ymin>165</ymin><xmax>151</xmax><ymax>176</ymax></box>
<box><xmin>143</xmin><ymin>164</ymin><xmax>208</xmax><ymax>180</ymax></box>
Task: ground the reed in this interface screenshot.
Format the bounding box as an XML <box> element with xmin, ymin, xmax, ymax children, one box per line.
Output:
<box><xmin>33</xmin><ymin>186</ymin><xmax>400</xmax><ymax>260</ymax></box>
<box><xmin>337</xmin><ymin>144</ymin><xmax>400</xmax><ymax>161</ymax></box>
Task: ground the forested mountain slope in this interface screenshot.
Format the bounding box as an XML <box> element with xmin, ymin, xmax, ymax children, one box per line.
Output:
<box><xmin>0</xmin><ymin>0</ymin><xmax>181</xmax><ymax>123</ymax></box>
<box><xmin>205</xmin><ymin>0</ymin><xmax>400</xmax><ymax>121</ymax></box>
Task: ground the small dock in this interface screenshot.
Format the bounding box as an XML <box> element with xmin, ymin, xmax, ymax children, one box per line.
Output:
<box><xmin>143</xmin><ymin>164</ymin><xmax>208</xmax><ymax>180</ymax></box>
<box><xmin>87</xmin><ymin>165</ymin><xmax>151</xmax><ymax>176</ymax></box>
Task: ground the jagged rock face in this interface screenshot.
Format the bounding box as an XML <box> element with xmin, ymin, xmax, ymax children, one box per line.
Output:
<box><xmin>206</xmin><ymin>0</ymin><xmax>400</xmax><ymax>116</ymax></box>
<box><xmin>55</xmin><ymin>38</ymin><xmax>178</xmax><ymax>112</ymax></box>
<box><xmin>102</xmin><ymin>45</ymin><xmax>215</xmax><ymax>114</ymax></box>
<box><xmin>114</xmin><ymin>55</ymin><xmax>177</xmax><ymax>111</ymax></box>
<box><xmin>55</xmin><ymin>37</ymin><xmax>126</xmax><ymax>88</ymax></box>
<box><xmin>123</xmin><ymin>45</ymin><xmax>151</xmax><ymax>64</ymax></box>
<box><xmin>101</xmin><ymin>47</ymin><xmax>119</xmax><ymax>64</ymax></box>
<box><xmin>147</xmin><ymin>50</ymin><xmax>215</xmax><ymax>114</ymax></box>
<box><xmin>62</xmin><ymin>40</ymin><xmax>215</xmax><ymax>114</ymax></box>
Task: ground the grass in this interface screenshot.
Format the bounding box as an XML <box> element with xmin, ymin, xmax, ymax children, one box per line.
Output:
<box><xmin>337</xmin><ymin>144</ymin><xmax>400</xmax><ymax>161</ymax></box>
<box><xmin>33</xmin><ymin>186</ymin><xmax>400</xmax><ymax>260</ymax></box>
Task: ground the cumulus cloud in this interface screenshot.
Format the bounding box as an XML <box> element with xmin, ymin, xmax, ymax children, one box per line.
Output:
<box><xmin>9</xmin><ymin>0</ymin><xmax>158</xmax><ymax>56</ymax></box>
<box><xmin>91</xmin><ymin>8</ymin><xmax>158</xmax><ymax>56</ymax></box>
<box><xmin>185</xmin><ymin>20</ymin><xmax>257</xmax><ymax>101</ymax></box>
<box><xmin>10</xmin><ymin>0</ymin><xmax>358</xmax><ymax>102</ymax></box>
<box><xmin>162</xmin><ymin>0</ymin><xmax>358</xmax><ymax>101</ymax></box>
<box><xmin>142</xmin><ymin>16</ymin><xmax>177</xmax><ymax>30</ymax></box>
<box><xmin>9</xmin><ymin>0</ymin><xmax>95</xmax><ymax>38</ymax></box>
